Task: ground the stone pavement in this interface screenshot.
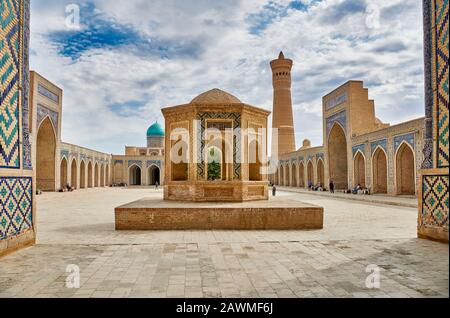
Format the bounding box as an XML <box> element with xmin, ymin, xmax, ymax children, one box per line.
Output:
<box><xmin>0</xmin><ymin>188</ymin><xmax>448</xmax><ymax>298</ymax></box>
<box><xmin>278</xmin><ymin>186</ymin><xmax>418</xmax><ymax>208</ymax></box>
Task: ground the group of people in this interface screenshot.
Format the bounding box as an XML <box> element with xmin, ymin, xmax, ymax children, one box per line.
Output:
<box><xmin>270</xmin><ymin>181</ymin><xmax>336</xmax><ymax>196</ymax></box>
<box><xmin>351</xmin><ymin>184</ymin><xmax>370</xmax><ymax>195</ymax></box>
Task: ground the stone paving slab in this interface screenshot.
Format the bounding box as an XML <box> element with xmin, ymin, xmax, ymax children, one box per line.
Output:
<box><xmin>0</xmin><ymin>239</ymin><xmax>447</xmax><ymax>298</ymax></box>
<box><xmin>35</xmin><ymin>188</ymin><xmax>419</xmax><ymax>245</ymax></box>
<box><xmin>278</xmin><ymin>186</ymin><xmax>418</xmax><ymax>208</ymax></box>
<box><xmin>0</xmin><ymin>188</ymin><xmax>447</xmax><ymax>298</ymax></box>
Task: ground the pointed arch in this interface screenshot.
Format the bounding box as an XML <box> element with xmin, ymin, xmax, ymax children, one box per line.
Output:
<box><xmin>395</xmin><ymin>141</ymin><xmax>416</xmax><ymax>195</ymax></box>
<box><xmin>60</xmin><ymin>157</ymin><xmax>68</xmax><ymax>190</ymax></box>
<box><xmin>328</xmin><ymin>123</ymin><xmax>348</xmax><ymax>189</ymax></box>
<box><xmin>129</xmin><ymin>164</ymin><xmax>142</xmax><ymax>185</ymax></box>
<box><xmin>80</xmin><ymin>160</ymin><xmax>86</xmax><ymax>189</ymax></box>
<box><xmin>148</xmin><ymin>164</ymin><xmax>161</xmax><ymax>186</ymax></box>
<box><xmin>291</xmin><ymin>163</ymin><xmax>297</xmax><ymax>187</ymax></box>
<box><xmin>36</xmin><ymin>117</ymin><xmax>57</xmax><ymax>191</ymax></box>
<box><xmin>353</xmin><ymin>151</ymin><xmax>366</xmax><ymax>188</ymax></box>
<box><xmin>279</xmin><ymin>165</ymin><xmax>285</xmax><ymax>186</ymax></box>
<box><xmin>105</xmin><ymin>164</ymin><xmax>110</xmax><ymax>186</ymax></box>
<box><xmin>307</xmin><ymin>160</ymin><xmax>314</xmax><ymax>186</ymax></box>
<box><xmin>71</xmin><ymin>158</ymin><xmax>78</xmax><ymax>189</ymax></box>
<box><xmin>317</xmin><ymin>158</ymin><xmax>325</xmax><ymax>186</ymax></box>
<box><xmin>299</xmin><ymin>162</ymin><xmax>305</xmax><ymax>188</ymax></box>
<box><xmin>372</xmin><ymin>146</ymin><xmax>388</xmax><ymax>194</ymax></box>
<box><xmin>100</xmin><ymin>164</ymin><xmax>105</xmax><ymax>187</ymax></box>
<box><xmin>87</xmin><ymin>162</ymin><xmax>93</xmax><ymax>188</ymax></box>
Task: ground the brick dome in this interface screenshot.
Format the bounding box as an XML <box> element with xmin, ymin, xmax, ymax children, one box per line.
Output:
<box><xmin>190</xmin><ymin>88</ymin><xmax>241</xmax><ymax>104</ymax></box>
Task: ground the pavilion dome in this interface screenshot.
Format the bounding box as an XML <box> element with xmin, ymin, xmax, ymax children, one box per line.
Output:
<box><xmin>190</xmin><ymin>88</ymin><xmax>242</xmax><ymax>104</ymax></box>
<box><xmin>147</xmin><ymin>121</ymin><xmax>165</xmax><ymax>137</ymax></box>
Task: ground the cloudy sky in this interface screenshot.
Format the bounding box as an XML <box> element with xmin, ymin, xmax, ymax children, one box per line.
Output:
<box><xmin>30</xmin><ymin>0</ymin><xmax>425</xmax><ymax>154</ymax></box>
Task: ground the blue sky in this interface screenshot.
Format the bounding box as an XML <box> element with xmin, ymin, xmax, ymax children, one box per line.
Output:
<box><xmin>30</xmin><ymin>0</ymin><xmax>425</xmax><ymax>154</ymax></box>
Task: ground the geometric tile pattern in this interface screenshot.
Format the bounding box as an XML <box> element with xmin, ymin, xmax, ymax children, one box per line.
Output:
<box><xmin>394</xmin><ymin>133</ymin><xmax>415</xmax><ymax>152</ymax></box>
<box><xmin>434</xmin><ymin>0</ymin><xmax>449</xmax><ymax>168</ymax></box>
<box><xmin>37</xmin><ymin>104</ymin><xmax>58</xmax><ymax>133</ymax></box>
<box><xmin>421</xmin><ymin>175</ymin><xmax>449</xmax><ymax>230</ymax></box>
<box><xmin>371</xmin><ymin>139</ymin><xmax>388</xmax><ymax>156</ymax></box>
<box><xmin>352</xmin><ymin>144</ymin><xmax>365</xmax><ymax>157</ymax></box>
<box><xmin>326</xmin><ymin>110</ymin><xmax>347</xmax><ymax>137</ymax></box>
<box><xmin>0</xmin><ymin>0</ymin><xmax>21</xmax><ymax>168</ymax></box>
<box><xmin>147</xmin><ymin>160</ymin><xmax>162</xmax><ymax>169</ymax></box>
<box><xmin>21</xmin><ymin>0</ymin><xmax>31</xmax><ymax>170</ymax></box>
<box><xmin>325</xmin><ymin>92</ymin><xmax>347</xmax><ymax>110</ymax></box>
<box><xmin>60</xmin><ymin>149</ymin><xmax>69</xmax><ymax>160</ymax></box>
<box><xmin>128</xmin><ymin>160</ymin><xmax>143</xmax><ymax>168</ymax></box>
<box><xmin>0</xmin><ymin>177</ymin><xmax>32</xmax><ymax>240</ymax></box>
<box><xmin>197</xmin><ymin>112</ymin><xmax>241</xmax><ymax>180</ymax></box>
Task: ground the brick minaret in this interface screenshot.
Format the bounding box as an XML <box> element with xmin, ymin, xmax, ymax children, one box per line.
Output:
<box><xmin>271</xmin><ymin>51</ymin><xmax>296</xmax><ymax>156</ymax></box>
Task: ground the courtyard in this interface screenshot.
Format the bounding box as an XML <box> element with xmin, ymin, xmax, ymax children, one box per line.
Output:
<box><xmin>0</xmin><ymin>188</ymin><xmax>448</xmax><ymax>298</ymax></box>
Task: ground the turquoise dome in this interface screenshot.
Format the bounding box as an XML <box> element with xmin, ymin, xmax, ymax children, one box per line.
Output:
<box><xmin>147</xmin><ymin>122</ymin><xmax>165</xmax><ymax>137</ymax></box>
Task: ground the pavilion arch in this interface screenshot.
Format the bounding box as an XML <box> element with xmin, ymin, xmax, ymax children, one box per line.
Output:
<box><xmin>353</xmin><ymin>150</ymin><xmax>366</xmax><ymax>188</ymax></box>
<box><xmin>80</xmin><ymin>160</ymin><xmax>86</xmax><ymax>189</ymax></box>
<box><xmin>372</xmin><ymin>146</ymin><xmax>388</xmax><ymax>194</ymax></box>
<box><xmin>36</xmin><ymin>117</ymin><xmax>57</xmax><ymax>191</ymax></box>
<box><xmin>71</xmin><ymin>158</ymin><xmax>78</xmax><ymax>189</ymax></box>
<box><xmin>60</xmin><ymin>157</ymin><xmax>68</xmax><ymax>190</ymax></box>
<box><xmin>395</xmin><ymin>141</ymin><xmax>416</xmax><ymax>195</ymax></box>
<box><xmin>307</xmin><ymin>160</ymin><xmax>314</xmax><ymax>186</ymax></box>
<box><xmin>299</xmin><ymin>162</ymin><xmax>305</xmax><ymax>188</ymax></box>
<box><xmin>87</xmin><ymin>162</ymin><xmax>93</xmax><ymax>188</ymax></box>
<box><xmin>148</xmin><ymin>164</ymin><xmax>161</xmax><ymax>186</ymax></box>
<box><xmin>94</xmin><ymin>163</ymin><xmax>100</xmax><ymax>187</ymax></box>
<box><xmin>317</xmin><ymin>158</ymin><xmax>325</xmax><ymax>186</ymax></box>
<box><xmin>129</xmin><ymin>164</ymin><xmax>142</xmax><ymax>186</ymax></box>
<box><xmin>100</xmin><ymin>164</ymin><xmax>105</xmax><ymax>187</ymax></box>
<box><xmin>291</xmin><ymin>163</ymin><xmax>297</xmax><ymax>187</ymax></box>
<box><xmin>328</xmin><ymin>123</ymin><xmax>348</xmax><ymax>190</ymax></box>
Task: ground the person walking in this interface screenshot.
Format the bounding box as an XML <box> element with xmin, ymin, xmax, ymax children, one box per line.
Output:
<box><xmin>155</xmin><ymin>181</ymin><xmax>159</xmax><ymax>190</ymax></box>
<box><xmin>329</xmin><ymin>180</ymin><xmax>335</xmax><ymax>194</ymax></box>
<box><xmin>272</xmin><ymin>185</ymin><xmax>277</xmax><ymax>197</ymax></box>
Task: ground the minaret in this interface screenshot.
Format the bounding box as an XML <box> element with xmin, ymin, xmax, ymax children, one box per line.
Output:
<box><xmin>271</xmin><ymin>51</ymin><xmax>296</xmax><ymax>156</ymax></box>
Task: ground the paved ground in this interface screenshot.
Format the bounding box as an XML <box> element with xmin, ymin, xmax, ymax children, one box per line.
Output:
<box><xmin>0</xmin><ymin>188</ymin><xmax>448</xmax><ymax>298</ymax></box>
<box><xmin>278</xmin><ymin>186</ymin><xmax>418</xmax><ymax>208</ymax></box>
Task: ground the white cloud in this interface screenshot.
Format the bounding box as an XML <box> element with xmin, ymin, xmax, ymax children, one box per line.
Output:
<box><xmin>30</xmin><ymin>0</ymin><xmax>425</xmax><ymax>154</ymax></box>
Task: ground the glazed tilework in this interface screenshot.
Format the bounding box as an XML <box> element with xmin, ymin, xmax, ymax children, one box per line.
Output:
<box><xmin>37</xmin><ymin>104</ymin><xmax>58</xmax><ymax>133</ymax></box>
<box><xmin>421</xmin><ymin>175</ymin><xmax>449</xmax><ymax>230</ymax></box>
<box><xmin>21</xmin><ymin>0</ymin><xmax>31</xmax><ymax>169</ymax></box>
<box><xmin>326</xmin><ymin>110</ymin><xmax>347</xmax><ymax>137</ymax></box>
<box><xmin>147</xmin><ymin>160</ymin><xmax>162</xmax><ymax>169</ymax></box>
<box><xmin>371</xmin><ymin>139</ymin><xmax>388</xmax><ymax>156</ymax></box>
<box><xmin>128</xmin><ymin>160</ymin><xmax>142</xmax><ymax>168</ymax></box>
<box><xmin>0</xmin><ymin>177</ymin><xmax>32</xmax><ymax>240</ymax></box>
<box><xmin>196</xmin><ymin>112</ymin><xmax>241</xmax><ymax>180</ymax></box>
<box><xmin>394</xmin><ymin>133</ymin><xmax>415</xmax><ymax>152</ymax></box>
<box><xmin>434</xmin><ymin>0</ymin><xmax>449</xmax><ymax>168</ymax></box>
<box><xmin>352</xmin><ymin>144</ymin><xmax>365</xmax><ymax>157</ymax></box>
<box><xmin>0</xmin><ymin>0</ymin><xmax>21</xmax><ymax>168</ymax></box>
